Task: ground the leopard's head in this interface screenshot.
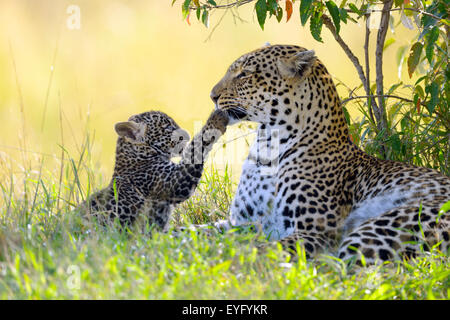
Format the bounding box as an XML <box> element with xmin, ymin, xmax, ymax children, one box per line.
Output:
<box><xmin>114</xmin><ymin>111</ymin><xmax>189</xmax><ymax>158</ymax></box>
<box><xmin>210</xmin><ymin>44</ymin><xmax>319</xmax><ymax>126</ymax></box>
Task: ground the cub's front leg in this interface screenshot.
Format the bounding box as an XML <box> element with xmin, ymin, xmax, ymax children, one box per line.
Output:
<box><xmin>155</xmin><ymin>109</ymin><xmax>229</xmax><ymax>203</ymax></box>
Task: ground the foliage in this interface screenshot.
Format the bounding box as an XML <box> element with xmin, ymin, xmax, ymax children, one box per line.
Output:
<box><xmin>0</xmin><ymin>1</ymin><xmax>448</xmax><ymax>300</ymax></box>
<box><xmin>172</xmin><ymin>0</ymin><xmax>449</xmax><ymax>175</ymax></box>
<box><xmin>0</xmin><ymin>146</ymin><xmax>448</xmax><ymax>299</ymax></box>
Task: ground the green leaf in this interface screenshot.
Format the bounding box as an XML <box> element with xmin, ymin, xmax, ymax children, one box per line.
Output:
<box><xmin>391</xmin><ymin>133</ymin><xmax>401</xmax><ymax>153</ymax></box>
<box><xmin>326</xmin><ymin>1</ymin><xmax>340</xmax><ymax>34</ymax></box>
<box><xmin>415</xmin><ymin>85</ymin><xmax>425</xmax><ymax>99</ymax></box>
<box><xmin>359</xmin><ymin>3</ymin><xmax>368</xmax><ymax>15</ymax></box>
<box><xmin>276</xmin><ymin>6</ymin><xmax>283</xmax><ymax>23</ymax></box>
<box><xmin>383</xmin><ymin>38</ymin><xmax>395</xmax><ymax>51</ymax></box>
<box><xmin>400</xmin><ymin>112</ymin><xmax>409</xmax><ymax>132</ymax></box>
<box><xmin>394</xmin><ymin>0</ymin><xmax>403</xmax><ymax>7</ymax></box>
<box><xmin>415</xmin><ymin>75</ymin><xmax>427</xmax><ymax>86</ymax></box>
<box><xmin>267</xmin><ymin>0</ymin><xmax>278</xmax><ymax>14</ymax></box>
<box><xmin>300</xmin><ymin>0</ymin><xmax>313</xmax><ymax>26</ymax></box>
<box><xmin>196</xmin><ymin>7</ymin><xmax>201</xmax><ymax>20</ymax></box>
<box><xmin>348</xmin><ymin>3</ymin><xmax>362</xmax><ymax>16</ymax></box>
<box><xmin>207</xmin><ymin>0</ymin><xmax>217</xmax><ymax>5</ymax></box>
<box><xmin>425</xmin><ymin>26</ymin><xmax>439</xmax><ymax>63</ymax></box>
<box><xmin>202</xmin><ymin>9</ymin><xmax>209</xmax><ymax>27</ymax></box>
<box><xmin>425</xmin><ymin>81</ymin><xmax>439</xmax><ymax>114</ymax></box>
<box><xmin>310</xmin><ymin>10</ymin><xmax>323</xmax><ymax>42</ymax></box>
<box><xmin>407</xmin><ymin>42</ymin><xmax>423</xmax><ymax>78</ymax></box>
<box><xmin>387</xmin><ymin>82</ymin><xmax>402</xmax><ymax>95</ymax></box>
<box><xmin>255</xmin><ymin>0</ymin><xmax>268</xmax><ymax>30</ymax></box>
<box><xmin>339</xmin><ymin>7</ymin><xmax>348</xmax><ymax>24</ymax></box>
<box><xmin>182</xmin><ymin>0</ymin><xmax>191</xmax><ymax>19</ymax></box>
<box><xmin>438</xmin><ymin>201</ymin><xmax>450</xmax><ymax>223</ymax></box>
<box><xmin>342</xmin><ymin>106</ymin><xmax>351</xmax><ymax>125</ymax></box>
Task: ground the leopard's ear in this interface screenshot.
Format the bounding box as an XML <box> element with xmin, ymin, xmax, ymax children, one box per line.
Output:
<box><xmin>277</xmin><ymin>50</ymin><xmax>316</xmax><ymax>79</ymax></box>
<box><xmin>114</xmin><ymin>121</ymin><xmax>144</xmax><ymax>141</ymax></box>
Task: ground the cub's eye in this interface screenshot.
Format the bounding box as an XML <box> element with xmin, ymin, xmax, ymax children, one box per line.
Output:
<box><xmin>163</xmin><ymin>125</ymin><xmax>176</xmax><ymax>131</ymax></box>
<box><xmin>236</xmin><ymin>70</ymin><xmax>253</xmax><ymax>79</ymax></box>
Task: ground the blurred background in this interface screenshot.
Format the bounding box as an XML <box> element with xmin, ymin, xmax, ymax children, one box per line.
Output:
<box><xmin>0</xmin><ymin>0</ymin><xmax>417</xmax><ymax>184</ymax></box>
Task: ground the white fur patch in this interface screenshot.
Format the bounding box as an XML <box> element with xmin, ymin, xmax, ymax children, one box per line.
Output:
<box><xmin>343</xmin><ymin>190</ymin><xmax>413</xmax><ymax>233</ymax></box>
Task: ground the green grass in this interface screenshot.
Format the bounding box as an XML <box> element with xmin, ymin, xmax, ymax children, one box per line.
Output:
<box><xmin>0</xmin><ymin>143</ymin><xmax>449</xmax><ymax>300</ymax></box>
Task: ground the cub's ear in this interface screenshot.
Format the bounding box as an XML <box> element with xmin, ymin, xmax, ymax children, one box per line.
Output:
<box><xmin>277</xmin><ymin>50</ymin><xmax>316</xmax><ymax>79</ymax></box>
<box><xmin>114</xmin><ymin>121</ymin><xmax>144</xmax><ymax>140</ymax></box>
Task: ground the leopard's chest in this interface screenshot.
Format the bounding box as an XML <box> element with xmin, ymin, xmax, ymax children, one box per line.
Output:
<box><xmin>229</xmin><ymin>137</ymin><xmax>288</xmax><ymax>239</ymax></box>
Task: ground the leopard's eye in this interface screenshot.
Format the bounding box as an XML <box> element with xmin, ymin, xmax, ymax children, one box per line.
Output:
<box><xmin>236</xmin><ymin>70</ymin><xmax>253</xmax><ymax>79</ymax></box>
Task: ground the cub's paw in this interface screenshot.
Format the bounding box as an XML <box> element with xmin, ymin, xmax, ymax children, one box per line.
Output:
<box><xmin>206</xmin><ymin>109</ymin><xmax>229</xmax><ymax>133</ymax></box>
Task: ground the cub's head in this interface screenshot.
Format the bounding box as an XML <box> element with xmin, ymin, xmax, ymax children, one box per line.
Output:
<box><xmin>114</xmin><ymin>111</ymin><xmax>189</xmax><ymax>158</ymax></box>
<box><xmin>210</xmin><ymin>44</ymin><xmax>317</xmax><ymax>125</ymax></box>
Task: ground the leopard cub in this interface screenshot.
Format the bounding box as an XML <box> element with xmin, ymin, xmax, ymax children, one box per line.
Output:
<box><xmin>77</xmin><ymin>109</ymin><xmax>228</xmax><ymax>231</ymax></box>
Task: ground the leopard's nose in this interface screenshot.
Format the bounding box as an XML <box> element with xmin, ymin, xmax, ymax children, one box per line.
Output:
<box><xmin>210</xmin><ymin>92</ymin><xmax>220</xmax><ymax>105</ymax></box>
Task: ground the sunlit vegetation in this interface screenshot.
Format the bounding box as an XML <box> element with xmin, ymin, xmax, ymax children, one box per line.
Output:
<box><xmin>0</xmin><ymin>1</ymin><xmax>448</xmax><ymax>299</ymax></box>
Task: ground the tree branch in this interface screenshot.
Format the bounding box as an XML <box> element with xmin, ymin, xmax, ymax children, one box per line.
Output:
<box><xmin>364</xmin><ymin>13</ymin><xmax>376</xmax><ymax>125</ymax></box>
<box><xmin>189</xmin><ymin>0</ymin><xmax>442</xmax><ymax>21</ymax></box>
<box><xmin>321</xmin><ymin>15</ymin><xmax>372</xmax><ymax>102</ymax></box>
<box><xmin>341</xmin><ymin>94</ymin><xmax>421</xmax><ymax>106</ymax></box>
<box><xmin>192</xmin><ymin>1</ymin><xmax>444</xmax><ymax>22</ymax></box>
<box><xmin>190</xmin><ymin>0</ymin><xmax>255</xmax><ymax>10</ymax></box>
<box><xmin>374</xmin><ymin>0</ymin><xmax>393</xmax><ymax>149</ymax></box>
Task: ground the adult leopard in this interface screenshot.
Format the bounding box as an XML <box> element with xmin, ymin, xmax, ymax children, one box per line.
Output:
<box><xmin>210</xmin><ymin>44</ymin><xmax>449</xmax><ymax>264</ymax></box>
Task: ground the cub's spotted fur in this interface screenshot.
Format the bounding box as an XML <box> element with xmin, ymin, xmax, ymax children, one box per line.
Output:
<box><xmin>77</xmin><ymin>109</ymin><xmax>228</xmax><ymax>231</ymax></box>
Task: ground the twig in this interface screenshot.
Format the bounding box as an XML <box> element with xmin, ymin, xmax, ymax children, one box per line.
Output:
<box><xmin>190</xmin><ymin>0</ymin><xmax>255</xmax><ymax>10</ymax></box>
<box><xmin>341</xmin><ymin>94</ymin><xmax>423</xmax><ymax>106</ymax></box>
<box><xmin>372</xmin><ymin>7</ymin><xmax>443</xmax><ymax>22</ymax></box>
<box><xmin>205</xmin><ymin>5</ymin><xmax>229</xmax><ymax>42</ymax></box>
<box><xmin>321</xmin><ymin>15</ymin><xmax>370</xmax><ymax>105</ymax></box>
